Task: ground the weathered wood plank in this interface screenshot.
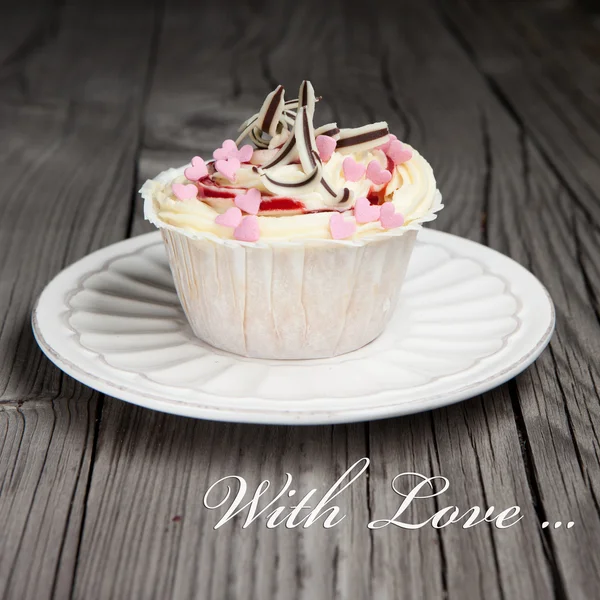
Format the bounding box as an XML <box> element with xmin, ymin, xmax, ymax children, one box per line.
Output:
<box><xmin>0</xmin><ymin>1</ymin><xmax>160</xmax><ymax>598</ymax></box>
<box><xmin>486</xmin><ymin>124</ymin><xmax>600</xmax><ymax>599</ymax></box>
<box><xmin>0</xmin><ymin>103</ymin><xmax>145</xmax><ymax>401</ymax></box>
<box><xmin>426</xmin><ymin>1</ymin><xmax>600</xmax><ymax>597</ymax></box>
<box><xmin>0</xmin><ymin>0</ymin><xmax>158</xmax><ymax>399</ymax></box>
<box><xmin>0</xmin><ymin>0</ymin><xmax>52</xmax><ymax>69</ymax></box>
<box><xmin>438</xmin><ymin>0</ymin><xmax>600</xmax><ymax>225</ymax></box>
<box><xmin>72</xmin><ymin>400</ymin><xmax>372</xmax><ymax>600</ymax></box>
<box><xmin>0</xmin><ymin>394</ymin><xmax>97</xmax><ymax>600</ymax></box>
<box><xmin>0</xmin><ymin>0</ymin><xmax>159</xmax><ymax>108</ymax></box>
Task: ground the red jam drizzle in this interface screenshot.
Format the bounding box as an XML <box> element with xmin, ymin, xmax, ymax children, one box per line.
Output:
<box><xmin>367</xmin><ymin>190</ymin><xmax>384</xmax><ymax>205</ymax></box>
<box><xmin>259</xmin><ymin>197</ymin><xmax>305</xmax><ymax>212</ymax></box>
<box><xmin>197</xmin><ymin>179</ymin><xmax>237</xmax><ymax>199</ymax></box>
<box><xmin>198</xmin><ymin>176</ymin><xmax>307</xmax><ymax>212</ymax></box>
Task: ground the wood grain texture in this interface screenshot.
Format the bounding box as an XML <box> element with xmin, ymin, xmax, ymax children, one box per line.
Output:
<box><xmin>0</xmin><ymin>394</ymin><xmax>97</xmax><ymax>600</ymax></box>
<box><xmin>73</xmin><ymin>401</ymin><xmax>372</xmax><ymax>600</ymax></box>
<box><xmin>439</xmin><ymin>0</ymin><xmax>600</xmax><ymax>225</ymax></box>
<box><xmin>0</xmin><ymin>0</ymin><xmax>160</xmax><ymax>598</ymax></box>
<box><xmin>482</xmin><ymin>111</ymin><xmax>600</xmax><ymax>600</ymax></box>
<box><xmin>1</xmin><ymin>0</ymin><xmax>599</xmax><ymax>598</ymax></box>
<box><xmin>438</xmin><ymin>2</ymin><xmax>600</xmax><ymax>596</ymax></box>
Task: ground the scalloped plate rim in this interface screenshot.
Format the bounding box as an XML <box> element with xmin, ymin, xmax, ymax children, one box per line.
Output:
<box><xmin>32</xmin><ymin>230</ymin><xmax>555</xmax><ymax>425</ymax></box>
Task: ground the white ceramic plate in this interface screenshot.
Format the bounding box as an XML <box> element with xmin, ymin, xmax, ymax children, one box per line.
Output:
<box><xmin>32</xmin><ymin>230</ymin><xmax>554</xmax><ymax>425</ymax></box>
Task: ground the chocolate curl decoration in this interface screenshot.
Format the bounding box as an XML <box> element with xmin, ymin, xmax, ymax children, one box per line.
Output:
<box><xmin>298</xmin><ymin>80</ymin><xmax>316</xmax><ymax>120</ymax></box>
<box><xmin>236</xmin><ymin>86</ymin><xmax>288</xmax><ymax>147</ymax></box>
<box><xmin>260</xmin><ymin>129</ymin><xmax>298</xmax><ymax>170</ymax></box>
<box><xmin>295</xmin><ymin>106</ymin><xmax>320</xmax><ymax>172</ymax></box>
<box><xmin>236</xmin><ymin>86</ymin><xmax>325</xmax><ymax>147</ymax></box>
<box><xmin>249</xmin><ymin>129</ymin><xmax>270</xmax><ymax>148</ymax></box>
<box><xmin>259</xmin><ymin>82</ymin><xmax>317</xmax><ymax>173</ymax></box>
<box><xmin>237</xmin><ymin>82</ymin><xmax>387</xmax><ymax>207</ymax></box>
<box><xmin>284</xmin><ymin>95</ymin><xmax>322</xmax><ymax>110</ymax></box>
<box><xmin>236</xmin><ymin>116</ymin><xmax>260</xmax><ymax>147</ymax></box>
<box><xmin>295</xmin><ymin>82</ymin><xmax>349</xmax><ymax>202</ymax></box>
<box><xmin>294</xmin><ymin>85</ymin><xmax>349</xmax><ymax>203</ymax></box>
<box><xmin>257</xmin><ymin>85</ymin><xmax>286</xmax><ymax>137</ymax></box>
<box><xmin>336</xmin><ymin>123</ymin><xmax>390</xmax><ymax>154</ymax></box>
<box><xmin>314</xmin><ymin>123</ymin><xmax>341</xmax><ymax>139</ymax></box>
<box><xmin>293</xmin><ymin>80</ymin><xmax>319</xmax><ymax>173</ymax></box>
<box><xmin>282</xmin><ymin>110</ymin><xmax>297</xmax><ymax>128</ymax></box>
<box><xmin>260</xmin><ymin>84</ymin><xmax>322</xmax><ymax>194</ymax></box>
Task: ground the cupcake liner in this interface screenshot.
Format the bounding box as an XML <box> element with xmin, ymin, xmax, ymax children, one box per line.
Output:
<box><xmin>161</xmin><ymin>228</ymin><xmax>417</xmax><ymax>358</ymax></box>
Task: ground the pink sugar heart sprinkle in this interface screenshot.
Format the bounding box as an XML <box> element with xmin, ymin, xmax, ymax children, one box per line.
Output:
<box><xmin>234</xmin><ymin>215</ymin><xmax>260</xmax><ymax>242</ymax></box>
<box><xmin>342</xmin><ymin>157</ymin><xmax>366</xmax><ymax>182</ymax></box>
<box><xmin>215</xmin><ymin>207</ymin><xmax>243</xmax><ymax>228</ymax></box>
<box><xmin>354</xmin><ymin>197</ymin><xmax>381</xmax><ymax>224</ymax></box>
<box><xmin>329</xmin><ymin>212</ymin><xmax>357</xmax><ymax>240</ymax></box>
<box><xmin>234</xmin><ymin>188</ymin><xmax>261</xmax><ymax>215</ymax></box>
<box><xmin>380</xmin><ymin>202</ymin><xmax>404</xmax><ymax>229</ymax></box>
<box><xmin>366</xmin><ymin>160</ymin><xmax>392</xmax><ymax>186</ymax></box>
<box><xmin>213</xmin><ymin>139</ymin><xmax>254</xmax><ymax>163</ymax></box>
<box><xmin>215</xmin><ymin>157</ymin><xmax>241</xmax><ymax>182</ymax></box>
<box><xmin>377</xmin><ymin>134</ymin><xmax>397</xmax><ymax>153</ymax></box>
<box><xmin>213</xmin><ymin>139</ymin><xmax>238</xmax><ymax>161</ymax></box>
<box><xmin>172</xmin><ymin>183</ymin><xmax>198</xmax><ymax>200</ymax></box>
<box><xmin>316</xmin><ymin>135</ymin><xmax>337</xmax><ymax>162</ymax></box>
<box><xmin>184</xmin><ymin>156</ymin><xmax>208</xmax><ymax>181</ymax></box>
<box><xmin>387</xmin><ymin>140</ymin><xmax>413</xmax><ymax>165</ymax></box>
<box><xmin>237</xmin><ymin>144</ymin><xmax>254</xmax><ymax>163</ymax></box>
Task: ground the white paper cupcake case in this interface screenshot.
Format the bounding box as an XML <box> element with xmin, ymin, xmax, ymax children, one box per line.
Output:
<box><xmin>141</xmin><ymin>166</ymin><xmax>442</xmax><ymax>359</ymax></box>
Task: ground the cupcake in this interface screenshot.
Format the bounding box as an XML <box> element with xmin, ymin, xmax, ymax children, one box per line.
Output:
<box><xmin>141</xmin><ymin>81</ymin><xmax>442</xmax><ymax>359</ymax></box>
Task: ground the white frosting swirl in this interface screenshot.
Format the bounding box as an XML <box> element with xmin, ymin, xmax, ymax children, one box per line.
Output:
<box><xmin>146</xmin><ymin>146</ymin><xmax>442</xmax><ymax>241</ymax></box>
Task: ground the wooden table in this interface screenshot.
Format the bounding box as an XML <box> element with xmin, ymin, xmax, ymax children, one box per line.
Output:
<box><xmin>2</xmin><ymin>0</ymin><xmax>600</xmax><ymax>598</ymax></box>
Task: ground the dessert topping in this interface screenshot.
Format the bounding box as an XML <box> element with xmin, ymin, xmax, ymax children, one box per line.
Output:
<box><xmin>172</xmin><ymin>183</ymin><xmax>197</xmax><ymax>200</ymax></box>
<box><xmin>184</xmin><ymin>156</ymin><xmax>208</xmax><ymax>181</ymax></box>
